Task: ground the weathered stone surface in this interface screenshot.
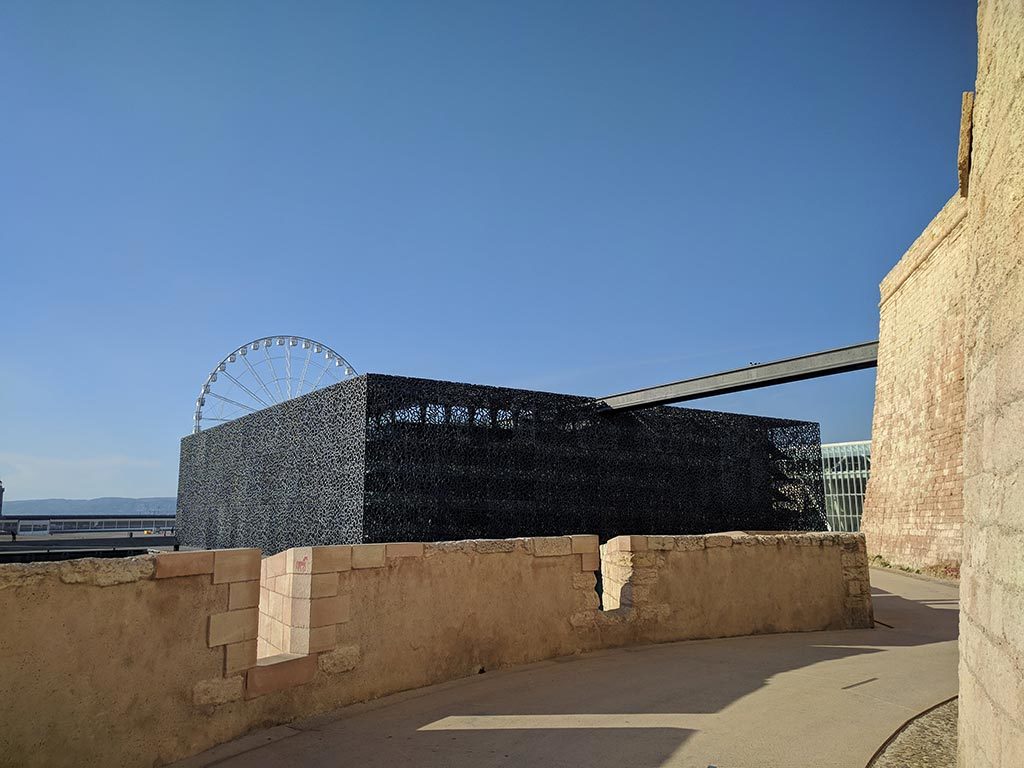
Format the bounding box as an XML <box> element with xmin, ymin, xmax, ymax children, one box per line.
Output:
<box><xmin>319</xmin><ymin>644</ymin><xmax>360</xmax><ymax>675</ymax></box>
<box><xmin>473</xmin><ymin>539</ymin><xmax>516</xmax><ymax>554</ymax></box>
<box><xmin>958</xmin><ymin>91</ymin><xmax>974</xmax><ymax>197</ymax></box>
<box><xmin>958</xmin><ymin>4</ymin><xmax>1024</xmax><ymax>763</ymax></box>
<box><xmin>862</xmin><ymin>193</ymin><xmax>968</xmax><ymax>573</ymax></box>
<box><xmin>572</xmin><ymin>573</ymin><xmax>596</xmax><ymax>591</ymax></box>
<box><xmin>675</xmin><ymin>536</ymin><xmax>705</xmax><ymax>551</ymax></box>
<box><xmin>193</xmin><ymin>676</ymin><xmax>245</xmax><ymax>706</ymax></box>
<box><xmin>705</xmin><ymin>535</ymin><xmax>734</xmax><ymax>548</ymax></box>
<box><xmin>531</xmin><ymin>537</ymin><xmax>572</xmax><ymax>557</ymax></box>
<box><xmin>59</xmin><ymin>555</ymin><xmax>155</xmax><ymax>586</ymax></box>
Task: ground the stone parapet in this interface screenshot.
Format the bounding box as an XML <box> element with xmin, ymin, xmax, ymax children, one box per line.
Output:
<box><xmin>0</xmin><ymin>532</ymin><xmax>872</xmax><ymax>767</ymax></box>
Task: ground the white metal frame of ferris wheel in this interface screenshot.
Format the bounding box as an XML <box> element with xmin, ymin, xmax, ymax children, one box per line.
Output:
<box><xmin>193</xmin><ymin>336</ymin><xmax>356</xmax><ymax>434</ymax></box>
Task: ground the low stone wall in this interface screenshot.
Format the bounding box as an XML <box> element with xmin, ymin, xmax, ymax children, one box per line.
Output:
<box><xmin>0</xmin><ymin>532</ymin><xmax>870</xmax><ymax>767</ymax></box>
<box><xmin>599</xmin><ymin>532</ymin><xmax>872</xmax><ymax>637</ymax></box>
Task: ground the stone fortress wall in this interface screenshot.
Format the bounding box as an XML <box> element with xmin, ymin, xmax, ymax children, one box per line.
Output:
<box><xmin>858</xmin><ymin>1</ymin><xmax>1023</xmax><ymax>762</ymax></box>
<box><xmin>956</xmin><ymin>1</ymin><xmax>1024</xmax><ymax>764</ymax></box>
<box><xmin>0</xmin><ymin>531</ymin><xmax>870</xmax><ymax>767</ymax></box>
<box><xmin>861</xmin><ymin>195</ymin><xmax>968</xmax><ymax>571</ymax></box>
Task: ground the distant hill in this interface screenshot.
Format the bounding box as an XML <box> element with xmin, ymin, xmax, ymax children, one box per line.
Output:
<box><xmin>2</xmin><ymin>497</ymin><xmax>176</xmax><ymax>517</ymax></box>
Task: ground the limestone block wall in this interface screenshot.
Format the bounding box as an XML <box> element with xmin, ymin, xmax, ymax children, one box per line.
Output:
<box><xmin>957</xmin><ymin>1</ymin><xmax>1024</xmax><ymax>764</ymax></box>
<box><xmin>0</xmin><ymin>532</ymin><xmax>870</xmax><ymax>767</ymax></box>
<box><xmin>600</xmin><ymin>532</ymin><xmax>872</xmax><ymax>637</ymax></box>
<box><xmin>861</xmin><ymin>195</ymin><xmax>968</xmax><ymax>571</ymax></box>
<box><xmin>257</xmin><ymin>547</ymin><xmax>352</xmax><ymax>657</ymax></box>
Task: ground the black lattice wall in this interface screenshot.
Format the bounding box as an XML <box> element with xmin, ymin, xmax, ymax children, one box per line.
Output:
<box><xmin>177</xmin><ymin>374</ymin><xmax>825</xmax><ymax>554</ymax></box>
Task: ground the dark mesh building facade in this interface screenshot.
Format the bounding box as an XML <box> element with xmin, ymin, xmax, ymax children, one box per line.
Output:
<box><xmin>177</xmin><ymin>374</ymin><xmax>826</xmax><ymax>555</ymax></box>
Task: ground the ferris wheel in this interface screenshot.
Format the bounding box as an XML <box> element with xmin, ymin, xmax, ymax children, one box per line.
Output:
<box><xmin>193</xmin><ymin>336</ymin><xmax>357</xmax><ymax>433</ymax></box>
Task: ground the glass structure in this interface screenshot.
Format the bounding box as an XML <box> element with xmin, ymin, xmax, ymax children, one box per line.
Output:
<box><xmin>820</xmin><ymin>441</ymin><xmax>871</xmax><ymax>532</ymax></box>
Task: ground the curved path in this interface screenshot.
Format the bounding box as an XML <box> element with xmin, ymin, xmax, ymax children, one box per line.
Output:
<box><xmin>176</xmin><ymin>569</ymin><xmax>958</xmax><ymax>768</ymax></box>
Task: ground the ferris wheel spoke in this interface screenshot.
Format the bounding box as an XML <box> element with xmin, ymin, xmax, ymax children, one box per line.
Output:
<box><xmin>262</xmin><ymin>344</ymin><xmax>287</xmax><ymax>402</ymax></box>
<box><xmin>310</xmin><ymin>362</ymin><xmax>331</xmax><ymax>391</ymax></box>
<box><xmin>206</xmin><ymin>391</ymin><xmax>259</xmax><ymax>413</ymax></box>
<box><xmin>285</xmin><ymin>343</ymin><xmax>292</xmax><ymax>399</ymax></box>
<box><xmin>220</xmin><ymin>368</ymin><xmax>271</xmax><ymax>409</ymax></box>
<box><xmin>242</xmin><ymin>352</ymin><xmax>278</xmax><ymax>405</ymax></box>
<box><xmin>295</xmin><ymin>346</ymin><xmax>313</xmax><ymax>398</ymax></box>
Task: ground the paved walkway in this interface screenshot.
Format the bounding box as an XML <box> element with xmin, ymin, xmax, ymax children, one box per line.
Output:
<box><xmin>178</xmin><ymin>569</ymin><xmax>959</xmax><ymax>768</ymax></box>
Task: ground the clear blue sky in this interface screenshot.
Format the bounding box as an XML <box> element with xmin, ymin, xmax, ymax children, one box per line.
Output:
<box><xmin>0</xmin><ymin>1</ymin><xmax>976</xmax><ymax>500</ymax></box>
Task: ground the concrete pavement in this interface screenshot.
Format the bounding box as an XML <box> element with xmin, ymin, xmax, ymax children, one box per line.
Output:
<box><xmin>175</xmin><ymin>568</ymin><xmax>958</xmax><ymax>768</ymax></box>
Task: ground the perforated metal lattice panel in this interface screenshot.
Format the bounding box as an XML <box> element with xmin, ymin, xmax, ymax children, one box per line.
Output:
<box><xmin>177</xmin><ymin>374</ymin><xmax>825</xmax><ymax>555</ymax></box>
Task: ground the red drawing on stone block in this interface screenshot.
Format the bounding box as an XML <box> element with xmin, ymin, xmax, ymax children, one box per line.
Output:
<box><xmin>296</xmin><ymin>555</ymin><xmax>309</xmax><ymax>572</ymax></box>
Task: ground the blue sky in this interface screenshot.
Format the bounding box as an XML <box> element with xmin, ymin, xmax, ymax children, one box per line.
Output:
<box><xmin>0</xmin><ymin>1</ymin><xmax>977</xmax><ymax>500</ymax></box>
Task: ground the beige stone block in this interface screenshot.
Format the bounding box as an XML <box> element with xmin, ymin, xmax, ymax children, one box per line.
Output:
<box><xmin>352</xmin><ymin>544</ymin><xmax>386</xmax><ymax>569</ymax></box>
<box><xmin>570</xmin><ymin>535</ymin><xmax>599</xmax><ymax>554</ymax></box>
<box><xmin>308</xmin><ymin>624</ymin><xmax>339</xmax><ymax>653</ymax></box>
<box><xmin>257</xmin><ymin>637</ymin><xmax>272</xmax><ymax>658</ymax></box>
<box><xmin>264</xmin><ymin>552</ymin><xmax>287</xmax><ymax>579</ymax></box>
<box><xmin>311</xmin><ymin>573</ymin><xmax>339</xmax><ymax>598</ymax></box>
<box><xmin>319</xmin><ymin>644</ymin><xmax>359</xmax><ymax>674</ymax></box>
<box><xmin>286</xmin><ymin>547</ymin><xmax>314</xmax><ymax>574</ymax></box>
<box><xmin>208</xmin><ymin>608</ymin><xmax>259</xmax><ymax>647</ymax></box>
<box><xmin>282</xmin><ymin>595</ymin><xmax>308</xmax><ymax>627</ymax></box>
<box><xmin>155</xmin><ymin>550</ymin><xmax>214</xmax><ymax>579</ymax></box>
<box><xmin>311</xmin><ymin>594</ymin><xmax>351</xmax><ymax>627</ymax></box>
<box><xmin>605</xmin><ymin>536</ymin><xmax>625</xmax><ymax>553</ymax></box>
<box><xmin>245</xmin><ymin>653</ymin><xmax>317</xmax><ymax>699</ymax></box>
<box><xmin>267</xmin><ymin>590</ymin><xmax>284</xmax><ymax>619</ymax></box>
<box><xmin>193</xmin><ymin>675</ymin><xmax>244</xmax><ymax>706</ymax></box>
<box><xmin>213</xmin><ymin>549</ymin><xmax>262</xmax><ymax>584</ymax></box>
<box><xmin>270</xmin><ymin>617</ymin><xmax>285</xmax><ymax>651</ymax></box>
<box><xmin>580</xmin><ymin>552</ymin><xmax>600</xmax><ymax>572</ymax></box>
<box><xmin>225</xmin><ymin>639</ymin><xmax>258</xmax><ymax>675</ymax></box>
<box><xmin>313</xmin><ymin>545</ymin><xmax>352</xmax><ymax>573</ymax></box>
<box><xmin>285</xmin><ymin>625</ymin><xmax>310</xmax><ymax>654</ymax></box>
<box><xmin>608</xmin><ymin>535</ymin><xmax>648</xmax><ymax>552</ymax></box>
<box><xmin>229</xmin><ymin>580</ymin><xmax>260</xmax><ymax>610</ymax></box>
<box><xmin>532</xmin><ymin>537</ymin><xmax>572</xmax><ymax>557</ymax></box>
<box><xmin>258</xmin><ymin>610</ymin><xmax>271</xmax><ymax>639</ymax></box>
<box><xmin>706</xmin><ymin>534</ymin><xmax>734</xmax><ymax>548</ymax></box>
<box><xmin>647</xmin><ymin>536</ymin><xmax>676</xmax><ymax>551</ymax></box>
<box><xmin>260</xmin><ymin>586</ymin><xmax>270</xmax><ymax>609</ymax></box>
<box><xmin>387</xmin><ymin>542</ymin><xmax>424</xmax><ymax>558</ymax></box>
